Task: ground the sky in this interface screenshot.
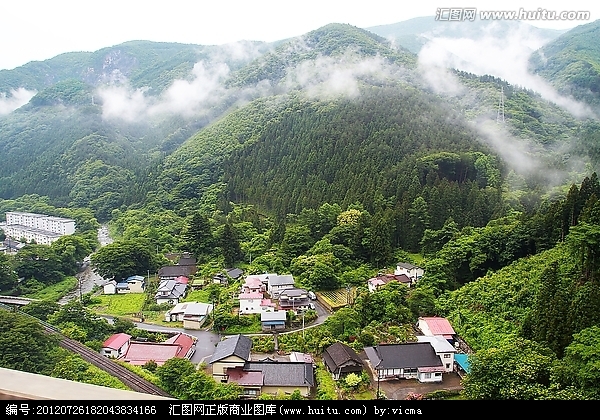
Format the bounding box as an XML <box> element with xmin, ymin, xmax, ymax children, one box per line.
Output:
<box><xmin>1</xmin><ymin>0</ymin><xmax>598</xmax><ymax>71</ymax></box>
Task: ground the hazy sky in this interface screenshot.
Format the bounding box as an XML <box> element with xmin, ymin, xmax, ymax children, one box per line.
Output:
<box><xmin>1</xmin><ymin>0</ymin><xmax>597</xmax><ymax>70</ymax></box>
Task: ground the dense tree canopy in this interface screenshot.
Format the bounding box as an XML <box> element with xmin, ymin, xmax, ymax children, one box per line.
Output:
<box><xmin>90</xmin><ymin>239</ymin><xmax>165</xmax><ymax>281</ymax></box>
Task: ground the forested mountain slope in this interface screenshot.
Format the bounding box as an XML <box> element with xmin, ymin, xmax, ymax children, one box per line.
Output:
<box><xmin>0</xmin><ymin>21</ymin><xmax>598</xmax><ymax>226</ymax></box>
<box><xmin>529</xmin><ymin>19</ymin><xmax>600</xmax><ymax>109</ymax></box>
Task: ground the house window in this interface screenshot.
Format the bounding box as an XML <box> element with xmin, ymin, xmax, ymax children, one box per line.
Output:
<box><xmin>424</xmin><ymin>373</ymin><xmax>431</xmax><ymax>379</ymax></box>
<box><xmin>443</xmin><ymin>354</ymin><xmax>451</xmax><ymax>358</ymax></box>
<box><xmin>446</xmin><ymin>364</ymin><xmax>450</xmax><ymax>369</ymax></box>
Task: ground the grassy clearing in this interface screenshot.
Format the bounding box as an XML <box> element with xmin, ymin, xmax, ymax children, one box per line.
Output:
<box><xmin>89</xmin><ymin>293</ymin><xmax>145</xmax><ymax>316</ymax></box>
<box><xmin>25</xmin><ymin>277</ymin><xmax>78</xmax><ymax>301</ymax></box>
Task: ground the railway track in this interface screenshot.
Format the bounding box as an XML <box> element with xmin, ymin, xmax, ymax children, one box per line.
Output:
<box><xmin>38</xmin><ymin>318</ymin><xmax>174</xmax><ymax>398</ymax></box>
<box><xmin>1</xmin><ymin>303</ymin><xmax>173</xmax><ymax>398</ymax></box>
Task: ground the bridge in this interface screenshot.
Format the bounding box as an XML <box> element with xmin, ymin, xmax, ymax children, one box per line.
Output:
<box><xmin>0</xmin><ymin>295</ymin><xmax>37</xmax><ymax>306</ymax></box>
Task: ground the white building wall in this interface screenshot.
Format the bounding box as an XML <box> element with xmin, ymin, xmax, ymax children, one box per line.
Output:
<box><xmin>5</xmin><ymin>212</ymin><xmax>76</xmax><ymax>238</ymax></box>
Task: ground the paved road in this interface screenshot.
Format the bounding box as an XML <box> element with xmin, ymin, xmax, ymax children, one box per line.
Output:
<box><xmin>59</xmin><ymin>225</ymin><xmax>110</xmax><ymax>305</ymax></box>
<box><xmin>130</xmin><ymin>298</ymin><xmax>330</xmax><ymax>365</ymax></box>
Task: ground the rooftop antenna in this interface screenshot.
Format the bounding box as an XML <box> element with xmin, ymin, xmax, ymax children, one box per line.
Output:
<box><xmin>496</xmin><ymin>86</ymin><xmax>505</xmax><ymax>123</ymax></box>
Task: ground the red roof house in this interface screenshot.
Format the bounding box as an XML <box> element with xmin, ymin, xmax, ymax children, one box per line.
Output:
<box><xmin>417</xmin><ymin>317</ymin><xmax>456</xmax><ymax>341</ymax></box>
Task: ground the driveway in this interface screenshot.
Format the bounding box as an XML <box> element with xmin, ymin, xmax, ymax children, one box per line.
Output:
<box><xmin>360</xmin><ymin>351</ymin><xmax>464</xmax><ymax>400</ymax></box>
<box><xmin>375</xmin><ymin>372</ymin><xmax>463</xmax><ymax>400</ymax></box>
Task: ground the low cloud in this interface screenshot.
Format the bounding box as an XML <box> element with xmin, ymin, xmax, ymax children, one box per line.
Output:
<box><xmin>417</xmin><ymin>22</ymin><xmax>596</xmax><ymax>119</ymax></box>
<box><xmin>98</xmin><ymin>61</ymin><xmax>230</xmax><ymax>122</ymax></box>
<box><xmin>0</xmin><ymin>88</ymin><xmax>36</xmax><ymax>115</ymax></box>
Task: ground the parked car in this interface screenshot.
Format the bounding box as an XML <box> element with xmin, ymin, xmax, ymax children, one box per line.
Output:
<box><xmin>308</xmin><ymin>303</ymin><xmax>316</xmax><ymax>310</ymax></box>
<box><xmin>308</xmin><ymin>291</ymin><xmax>316</xmax><ymax>300</ymax></box>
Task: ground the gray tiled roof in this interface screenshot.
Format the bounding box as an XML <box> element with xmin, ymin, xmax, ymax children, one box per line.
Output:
<box><xmin>323</xmin><ymin>342</ymin><xmax>363</xmax><ymax>370</ymax></box>
<box><xmin>244</xmin><ymin>362</ymin><xmax>315</xmax><ymax>387</ymax></box>
<box><xmin>208</xmin><ymin>334</ymin><xmax>252</xmax><ymax>364</ymax></box>
<box><xmin>268</xmin><ymin>274</ymin><xmax>295</xmax><ymax>286</ymax></box>
<box><xmin>365</xmin><ymin>342</ymin><xmax>442</xmax><ymax>370</ymax></box>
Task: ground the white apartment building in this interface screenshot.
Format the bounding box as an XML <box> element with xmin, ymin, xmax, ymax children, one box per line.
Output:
<box><xmin>3</xmin><ymin>212</ymin><xmax>76</xmax><ymax>245</ymax></box>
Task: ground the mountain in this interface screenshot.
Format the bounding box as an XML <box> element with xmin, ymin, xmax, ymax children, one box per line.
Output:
<box><xmin>529</xmin><ymin>19</ymin><xmax>600</xmax><ymax>108</ymax></box>
<box><xmin>366</xmin><ymin>16</ymin><xmax>567</xmax><ymax>54</ymax></box>
<box><xmin>0</xmin><ymin>20</ymin><xmax>598</xmax><ymax>223</ymax></box>
<box><xmin>0</xmin><ymin>40</ymin><xmax>275</xmax><ymax>218</ymax></box>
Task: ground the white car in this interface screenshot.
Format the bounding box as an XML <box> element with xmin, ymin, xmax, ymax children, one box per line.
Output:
<box><xmin>308</xmin><ymin>291</ymin><xmax>316</xmax><ymax>300</ymax></box>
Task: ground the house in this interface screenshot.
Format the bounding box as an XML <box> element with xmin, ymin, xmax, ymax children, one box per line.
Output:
<box><xmin>364</xmin><ymin>342</ymin><xmax>445</xmax><ymax>383</ymax></box>
<box><xmin>322</xmin><ymin>342</ymin><xmax>364</xmax><ymax>380</ymax></box>
<box><xmin>103</xmin><ymin>280</ymin><xmax>118</xmax><ymax>295</ymax></box>
<box><xmin>260</xmin><ymin>310</ymin><xmax>287</xmax><ymax>331</ymax></box>
<box><xmin>154</xmin><ymin>279</ymin><xmax>187</xmax><ymax>305</ymax></box>
<box><xmin>102</xmin><ymin>278</ymin><xmax>137</xmax><ymax>294</ymax></box>
<box><xmin>123</xmin><ymin>275</ymin><xmax>146</xmax><ymax>293</ymax></box>
<box><xmin>394</xmin><ymin>262</ymin><xmax>424</xmax><ymax>282</ymax></box>
<box><xmin>241</xmin><ymin>276</ymin><xmax>265</xmax><ymax>294</ymax></box>
<box><xmin>367</xmin><ymin>273</ymin><xmax>412</xmax><ymax>292</ymax></box>
<box><xmin>211</xmin><ymin>268</ymin><xmax>244</xmax><ymax>286</ymax></box>
<box><xmin>417</xmin><ymin>335</ymin><xmax>456</xmax><ymax>372</ymax></box>
<box><xmin>417</xmin><ymin>316</ymin><xmax>456</xmax><ymax>344</ymax></box>
<box><xmin>174</xmin><ymin>276</ymin><xmax>188</xmax><ymax>284</ymax></box>
<box><xmin>213</xmin><ymin>272</ymin><xmax>229</xmax><ymax>285</ymax></box>
<box><xmin>227</xmin><ymin>361</ymin><xmax>315</xmax><ymax>398</ymax></box>
<box><xmin>158</xmin><ymin>265</ymin><xmax>194</xmax><ymax>281</ymax></box>
<box><xmin>238</xmin><ymin>292</ymin><xmax>264</xmax><ymax>314</ymax></box>
<box><xmin>165</xmin><ymin>251</ymin><xmax>197</xmax><ymax>266</ymax></box>
<box><xmin>225</xmin><ymin>268</ymin><xmax>244</xmax><ymax>280</ymax></box>
<box><xmin>239</xmin><ymin>292</ymin><xmax>271</xmax><ymax>315</ymax></box>
<box><xmin>190</xmin><ymin>277</ymin><xmax>206</xmax><ymax>290</ymax></box>
<box><xmin>119</xmin><ymin>332</ymin><xmax>196</xmax><ymax>366</ymax></box>
<box><xmin>208</xmin><ymin>334</ymin><xmax>315</xmax><ymax>398</ymax></box>
<box><xmin>177</xmin><ymin>253</ymin><xmax>197</xmax><ymax>273</ymax></box>
<box><xmin>266</xmin><ymin>274</ymin><xmax>295</xmax><ymax>298</ymax></box>
<box><xmin>209</xmin><ymin>334</ymin><xmax>253</xmax><ymax>383</ymax></box>
<box><xmin>277</xmin><ymin>288</ymin><xmax>310</xmax><ymax>313</ymax></box>
<box><xmin>165</xmin><ymin>301</ymin><xmax>213</xmax><ymax>329</ymax></box>
<box><xmin>101</xmin><ymin>333</ymin><xmax>131</xmax><ymax>358</ymax></box>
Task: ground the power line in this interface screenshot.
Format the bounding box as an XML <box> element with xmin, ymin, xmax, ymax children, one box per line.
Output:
<box><xmin>496</xmin><ymin>86</ymin><xmax>505</xmax><ymax>123</ymax></box>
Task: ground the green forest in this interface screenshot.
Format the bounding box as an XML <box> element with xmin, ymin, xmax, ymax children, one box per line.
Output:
<box><xmin>1</xmin><ymin>20</ymin><xmax>600</xmax><ymax>400</ymax></box>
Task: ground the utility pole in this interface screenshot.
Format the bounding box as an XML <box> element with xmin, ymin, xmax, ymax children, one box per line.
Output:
<box><xmin>496</xmin><ymin>86</ymin><xmax>505</xmax><ymax>123</ymax></box>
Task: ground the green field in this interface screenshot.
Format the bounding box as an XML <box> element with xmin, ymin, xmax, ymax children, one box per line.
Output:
<box><xmin>89</xmin><ymin>293</ymin><xmax>146</xmax><ymax>316</ymax></box>
<box><xmin>318</xmin><ymin>287</ymin><xmax>356</xmax><ymax>310</ymax></box>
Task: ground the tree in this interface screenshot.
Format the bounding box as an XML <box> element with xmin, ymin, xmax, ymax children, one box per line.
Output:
<box><xmin>13</xmin><ymin>244</ymin><xmax>64</xmax><ymax>285</ymax></box>
<box><xmin>155</xmin><ymin>357</ymin><xmax>197</xmax><ymax>397</ymax></box>
<box><xmin>19</xmin><ymin>300</ymin><xmax>61</xmax><ymax>322</ymax></box>
<box><xmin>51</xmin><ymin>235</ymin><xmax>93</xmax><ymax>275</ymax></box>
<box><xmin>406</xmin><ymin>286</ymin><xmax>439</xmax><ymax>318</ymax></box>
<box><xmin>0</xmin><ymin>252</ymin><xmax>18</xmax><ymax>292</ymax></box>
<box><xmin>0</xmin><ymin>310</ymin><xmax>61</xmax><ymax>375</ymax></box>
<box><xmin>554</xmin><ymin>325</ymin><xmax>600</xmax><ymax>398</ymax></box>
<box><xmin>407</xmin><ymin>196</ymin><xmax>431</xmax><ymax>252</ymax></box>
<box><xmin>219</xmin><ymin>222</ymin><xmax>242</xmax><ymax>267</ymax></box>
<box><xmin>47</xmin><ymin>300</ymin><xmax>112</xmax><ymax>342</ymax></box>
<box><xmin>420</xmin><ymin>217</ymin><xmax>459</xmax><ymax>255</ymax></box>
<box><xmin>528</xmin><ymin>262</ymin><xmax>572</xmax><ymax>358</ymax></box>
<box><xmin>90</xmin><ymin>239</ymin><xmax>162</xmax><ymax>282</ymax></box>
<box><xmin>462</xmin><ymin>337</ymin><xmax>555</xmax><ymax>399</ymax></box>
<box><xmin>184</xmin><ymin>212</ymin><xmax>215</xmax><ymax>262</ymax></box>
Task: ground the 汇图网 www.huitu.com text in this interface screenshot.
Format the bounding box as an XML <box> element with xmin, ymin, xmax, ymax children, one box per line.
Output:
<box><xmin>435</xmin><ymin>8</ymin><xmax>590</xmax><ymax>22</ymax></box>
